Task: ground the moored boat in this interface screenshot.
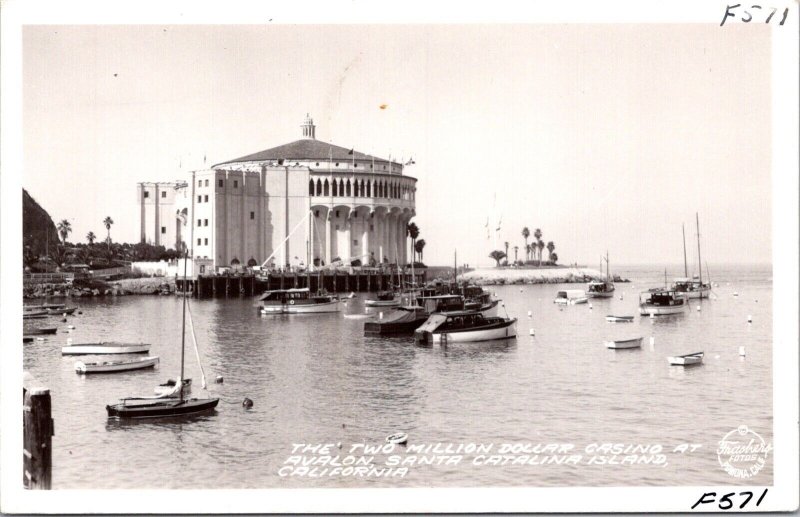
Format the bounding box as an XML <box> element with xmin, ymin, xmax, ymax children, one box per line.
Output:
<box><xmin>414</xmin><ymin>311</ymin><xmax>517</xmax><ymax>344</ymax></box>
<box><xmin>62</xmin><ymin>342</ymin><xmax>151</xmax><ymax>355</ymax></box>
<box><xmin>23</xmin><ymin>310</ymin><xmax>49</xmax><ymax>319</ymax></box>
<box><xmin>363</xmin><ymin>294</ymin><xmax>464</xmax><ymax>336</ymax></box>
<box><xmin>75</xmin><ymin>356</ymin><xmax>159</xmax><ymax>374</ymax></box>
<box><xmin>258</xmin><ymin>288</ymin><xmax>340</xmax><ymax>314</ymax></box>
<box><xmin>638</xmin><ymin>289</ymin><xmax>688</xmax><ymax>316</ymax></box>
<box><xmin>668</xmin><ymin>352</ymin><xmax>704</xmax><ymax>366</ymax></box>
<box><xmin>586</xmin><ymin>280</ymin><xmax>615</xmax><ymax>298</ymax></box>
<box><xmin>605</xmin><ymin>315</ymin><xmax>634</xmax><ymax>323</ymax></box>
<box><xmin>671</xmin><ymin>277</ymin><xmax>711</xmax><ymax>299</ymax></box>
<box><xmin>23</xmin><ymin>326</ymin><xmax>58</xmax><ymax>335</ymax></box>
<box><xmin>604</xmin><ymin>337</ymin><xmax>643</xmax><ymax>349</ymax></box>
<box><xmin>364</xmin><ymin>291</ymin><xmax>401</xmax><ymax>307</ymax></box>
<box><xmin>554</xmin><ymin>289</ymin><xmax>588</xmax><ymax>305</ymax></box>
<box><xmin>24</xmin><ymin>303</ymin><xmax>66</xmax><ymax>311</ymax></box>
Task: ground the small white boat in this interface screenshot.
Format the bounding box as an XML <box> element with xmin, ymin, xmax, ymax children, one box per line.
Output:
<box><xmin>606</xmin><ymin>315</ymin><xmax>634</xmax><ymax>323</ymax></box>
<box><xmin>75</xmin><ymin>356</ymin><xmax>159</xmax><ymax>374</ymax></box>
<box><xmin>62</xmin><ymin>342</ymin><xmax>151</xmax><ymax>355</ymax></box>
<box><xmin>554</xmin><ymin>289</ymin><xmax>588</xmax><ymax>305</ymax></box>
<box><xmin>386</xmin><ymin>432</ymin><xmax>408</xmax><ymax>445</ymax></box>
<box><xmin>604</xmin><ymin>337</ymin><xmax>643</xmax><ymax>349</ymax></box>
<box><xmin>154</xmin><ymin>378</ymin><xmax>192</xmax><ymax>397</ymax></box>
<box><xmin>414</xmin><ymin>311</ymin><xmax>517</xmax><ymax>344</ymax></box>
<box><xmin>668</xmin><ymin>352</ymin><xmax>704</xmax><ymax>366</ymax></box>
<box><xmin>638</xmin><ymin>289</ymin><xmax>688</xmax><ymax>316</ymax></box>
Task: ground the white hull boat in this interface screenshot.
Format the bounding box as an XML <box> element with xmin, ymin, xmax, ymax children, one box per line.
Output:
<box><xmin>668</xmin><ymin>352</ymin><xmax>704</xmax><ymax>366</ymax></box>
<box><xmin>364</xmin><ymin>299</ymin><xmax>401</xmax><ymax>307</ymax></box>
<box><xmin>415</xmin><ymin>312</ymin><xmax>517</xmax><ymax>344</ymax></box>
<box><xmin>604</xmin><ymin>337</ymin><xmax>643</xmax><ymax>349</ymax></box>
<box><xmin>586</xmin><ymin>291</ymin><xmax>614</xmax><ymax>299</ymax></box>
<box><xmin>75</xmin><ymin>356</ymin><xmax>159</xmax><ymax>374</ymax></box>
<box><xmin>554</xmin><ymin>289</ymin><xmax>588</xmax><ymax>305</ymax></box>
<box><xmin>638</xmin><ymin>289</ymin><xmax>688</xmax><ymax>316</ymax></box>
<box><xmin>638</xmin><ymin>304</ymin><xmax>687</xmax><ymax>316</ymax></box>
<box><xmin>62</xmin><ymin>342</ymin><xmax>151</xmax><ymax>355</ymax></box>
<box><xmin>606</xmin><ymin>315</ymin><xmax>634</xmax><ymax>323</ymax></box>
<box><xmin>258</xmin><ymin>288</ymin><xmax>340</xmax><ymax>314</ymax></box>
<box><xmin>285</xmin><ymin>300</ymin><xmax>341</xmax><ymax>313</ymax></box>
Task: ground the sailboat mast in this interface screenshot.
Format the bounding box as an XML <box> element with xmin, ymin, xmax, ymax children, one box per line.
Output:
<box><xmin>454</xmin><ymin>249</ymin><xmax>458</xmax><ymax>285</ymax></box>
<box><xmin>180</xmin><ymin>249</ymin><xmax>188</xmax><ymax>402</ymax></box>
<box><xmin>696</xmin><ymin>213</ymin><xmax>703</xmax><ymax>284</ymax></box>
<box><xmin>682</xmin><ymin>223</ymin><xmax>688</xmax><ymax>277</ymax></box>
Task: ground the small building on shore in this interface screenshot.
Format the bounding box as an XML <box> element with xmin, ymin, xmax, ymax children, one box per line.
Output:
<box><xmin>137</xmin><ymin>115</ymin><xmax>417</xmax><ymax>272</ymax></box>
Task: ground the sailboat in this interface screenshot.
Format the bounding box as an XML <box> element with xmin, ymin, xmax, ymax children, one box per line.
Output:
<box><xmin>672</xmin><ymin>214</ymin><xmax>711</xmax><ymax>299</ymax></box>
<box><xmin>586</xmin><ymin>251</ymin><xmax>615</xmax><ymax>298</ymax></box>
<box><xmin>106</xmin><ymin>250</ymin><xmax>219</xmax><ymax>419</ymax></box>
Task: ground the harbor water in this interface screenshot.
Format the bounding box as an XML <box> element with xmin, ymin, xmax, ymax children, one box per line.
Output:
<box><xmin>23</xmin><ymin>264</ymin><xmax>773</xmax><ymax>488</ymax></box>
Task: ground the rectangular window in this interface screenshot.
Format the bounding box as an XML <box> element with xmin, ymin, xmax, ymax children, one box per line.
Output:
<box><xmin>234</xmin><ymin>180</ymin><xmax>238</xmax><ymax>188</ymax></box>
<box><xmin>250</xmin><ymin>211</ymin><xmax>255</xmax><ymax>220</ymax></box>
<box><xmin>205</xmin><ymin>179</ymin><xmax>209</xmax><ymax>187</ymax></box>
<box><xmin>197</xmin><ymin>219</ymin><xmax>201</xmax><ymax>226</ymax></box>
<box><xmin>204</xmin><ymin>195</ymin><xmax>209</xmax><ymax>202</ymax></box>
<box><xmin>161</xmin><ymin>226</ymin><xmax>166</xmax><ymax>234</ymax></box>
<box><xmin>335</xmin><ymin>210</ymin><xmax>340</xmax><ymax>218</ymax></box>
<box><xmin>197</xmin><ymin>238</ymin><xmax>201</xmax><ymax>245</ymax></box>
<box><xmin>353</xmin><ymin>240</ymin><xmax>358</xmax><ymax>246</ymax></box>
<box><xmin>204</xmin><ymin>238</ymin><xmax>208</xmax><ymax>245</ymax></box>
<box><xmin>335</xmin><ymin>224</ymin><xmax>340</xmax><ymax>230</ymax></box>
<box><xmin>197</xmin><ymin>196</ymin><xmax>202</xmax><ymax>203</ymax></box>
<box><xmin>218</xmin><ymin>179</ymin><xmax>223</xmax><ymax>187</ymax></box>
<box><xmin>204</xmin><ymin>219</ymin><xmax>208</xmax><ymax>226</ymax></box>
<box><xmin>161</xmin><ymin>191</ymin><xmax>166</xmax><ymax>198</ymax></box>
<box><xmin>143</xmin><ymin>191</ymin><xmax>149</xmax><ymax>198</ymax></box>
<box><xmin>198</xmin><ymin>180</ymin><xmax>202</xmax><ymax>187</ymax></box>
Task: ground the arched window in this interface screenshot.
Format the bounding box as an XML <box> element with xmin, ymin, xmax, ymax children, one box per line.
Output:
<box><xmin>339</xmin><ymin>179</ymin><xmax>345</xmax><ymax>196</ymax></box>
<box><xmin>309</xmin><ymin>179</ymin><xmax>315</xmax><ymax>196</ymax></box>
<box><xmin>332</xmin><ymin>179</ymin><xmax>338</xmax><ymax>196</ymax></box>
<box><xmin>346</xmin><ymin>180</ymin><xmax>351</xmax><ymax>197</ymax></box>
<box><xmin>366</xmin><ymin>180</ymin><xmax>371</xmax><ymax>197</ymax></box>
<box><xmin>316</xmin><ymin>179</ymin><xmax>322</xmax><ymax>196</ymax></box>
<box><xmin>324</xmin><ymin>179</ymin><xmax>329</xmax><ymax>196</ymax></box>
<box><xmin>353</xmin><ymin>180</ymin><xmax>359</xmax><ymax>197</ymax></box>
<box><xmin>361</xmin><ymin>180</ymin><xmax>366</xmax><ymax>197</ymax></box>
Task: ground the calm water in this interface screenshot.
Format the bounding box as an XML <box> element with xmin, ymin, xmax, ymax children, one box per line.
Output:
<box><xmin>23</xmin><ymin>264</ymin><xmax>773</xmax><ymax>488</ymax></box>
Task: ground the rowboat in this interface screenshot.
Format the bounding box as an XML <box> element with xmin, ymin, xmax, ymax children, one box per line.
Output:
<box><xmin>605</xmin><ymin>315</ymin><xmax>634</xmax><ymax>323</ymax></box>
<box><xmin>46</xmin><ymin>306</ymin><xmax>77</xmax><ymax>315</ymax></box>
<box><xmin>62</xmin><ymin>342</ymin><xmax>151</xmax><ymax>355</ymax></box>
<box><xmin>414</xmin><ymin>311</ymin><xmax>517</xmax><ymax>345</ymax></box>
<box><xmin>23</xmin><ymin>310</ymin><xmax>49</xmax><ymax>319</ymax></box>
<box><xmin>386</xmin><ymin>432</ymin><xmax>408</xmax><ymax>445</ymax></box>
<box><xmin>23</xmin><ymin>327</ymin><xmax>58</xmax><ymax>335</ymax></box>
<box><xmin>75</xmin><ymin>356</ymin><xmax>159</xmax><ymax>374</ymax></box>
<box><xmin>604</xmin><ymin>337</ymin><xmax>643</xmax><ymax>349</ymax></box>
<box><xmin>668</xmin><ymin>352</ymin><xmax>704</xmax><ymax>366</ymax></box>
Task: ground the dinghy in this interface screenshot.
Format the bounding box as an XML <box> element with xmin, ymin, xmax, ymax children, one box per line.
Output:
<box><xmin>386</xmin><ymin>432</ymin><xmax>408</xmax><ymax>445</ymax></box>
<box><xmin>23</xmin><ymin>310</ymin><xmax>48</xmax><ymax>319</ymax></box>
<box><xmin>75</xmin><ymin>356</ymin><xmax>159</xmax><ymax>374</ymax></box>
<box><xmin>668</xmin><ymin>352</ymin><xmax>704</xmax><ymax>366</ymax></box>
<box><xmin>62</xmin><ymin>342</ymin><xmax>150</xmax><ymax>355</ymax></box>
<box><xmin>605</xmin><ymin>315</ymin><xmax>634</xmax><ymax>323</ymax></box>
<box><xmin>604</xmin><ymin>337</ymin><xmax>643</xmax><ymax>349</ymax></box>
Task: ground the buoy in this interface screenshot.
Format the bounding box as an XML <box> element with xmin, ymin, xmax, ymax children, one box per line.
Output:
<box><xmin>696</xmin><ymin>305</ymin><xmax>701</xmax><ymax>311</ymax></box>
<box><xmin>747</xmin><ymin>315</ymin><xmax>752</xmax><ymax>323</ymax></box>
<box><xmin>379</xmin><ymin>312</ymin><xmax>384</xmax><ymax>320</ymax></box>
<box><xmin>527</xmin><ymin>310</ymin><xmax>532</xmax><ymax>318</ymax></box>
<box><xmin>755</xmin><ymin>299</ymin><xmax>758</xmax><ymax>303</ymax></box>
<box><xmin>733</xmin><ymin>292</ymin><xmax>739</xmax><ymax>297</ymax></box>
<box><xmin>242</xmin><ymin>397</ymin><xmax>253</xmax><ymax>409</ymax></box>
<box><xmin>215</xmin><ymin>375</ymin><xmax>224</xmax><ymax>384</ymax></box>
<box><xmin>739</xmin><ymin>346</ymin><xmax>746</xmax><ymax>356</ymax></box>
<box><xmin>589</xmin><ymin>304</ymin><xmax>593</xmax><ymax>310</ymax></box>
<box><xmin>67</xmin><ymin>325</ymin><xmax>75</xmax><ymax>329</ymax></box>
<box><xmin>36</xmin><ymin>337</ymin><xmax>44</xmax><ymax>341</ymax></box>
<box><xmin>649</xmin><ymin>336</ymin><xmax>655</xmax><ymax>346</ymax></box>
<box><xmin>529</xmin><ymin>328</ymin><xmax>535</xmax><ymax>336</ymax></box>
<box><xmin>62</xmin><ymin>317</ymin><xmax>67</xmax><ymax>323</ymax></box>
<box><xmin>649</xmin><ymin>313</ymin><xmax>655</xmax><ymax>319</ymax></box>
<box><xmin>77</xmin><ymin>311</ymin><xmax>83</xmax><ymax>315</ymax></box>
<box><xmin>619</xmin><ymin>294</ymin><xmax>623</xmax><ymax>300</ymax></box>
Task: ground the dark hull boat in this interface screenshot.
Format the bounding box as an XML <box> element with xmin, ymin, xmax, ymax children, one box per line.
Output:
<box><xmin>23</xmin><ymin>326</ymin><xmax>58</xmax><ymax>336</ymax></box>
<box><xmin>106</xmin><ymin>397</ymin><xmax>218</xmax><ymax>419</ymax></box>
<box><xmin>364</xmin><ymin>307</ymin><xmax>428</xmax><ymax>336</ymax></box>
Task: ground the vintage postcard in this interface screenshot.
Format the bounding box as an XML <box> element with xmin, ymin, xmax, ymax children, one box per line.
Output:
<box><xmin>1</xmin><ymin>0</ymin><xmax>797</xmax><ymax>513</ymax></box>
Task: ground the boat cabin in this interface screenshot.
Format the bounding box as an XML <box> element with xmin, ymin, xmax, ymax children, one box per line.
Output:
<box><xmin>671</xmin><ymin>277</ymin><xmax>710</xmax><ymax>292</ymax></box>
<box><xmin>415</xmin><ymin>294</ymin><xmax>465</xmax><ymax>314</ymax></box>
<box><xmin>415</xmin><ymin>311</ymin><xmax>491</xmax><ymax>334</ymax></box>
<box><xmin>258</xmin><ymin>288</ymin><xmax>335</xmax><ymax>304</ymax></box>
<box><xmin>639</xmin><ymin>289</ymin><xmax>686</xmax><ymax>306</ymax></box>
<box><xmin>587</xmin><ymin>280</ymin><xmax>614</xmax><ymax>293</ymax></box>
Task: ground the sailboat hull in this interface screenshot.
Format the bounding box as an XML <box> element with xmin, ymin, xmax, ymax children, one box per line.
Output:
<box><xmin>106</xmin><ymin>398</ymin><xmax>219</xmax><ymax>419</ymax></box>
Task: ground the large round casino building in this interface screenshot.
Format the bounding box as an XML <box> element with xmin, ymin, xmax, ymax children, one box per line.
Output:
<box><xmin>137</xmin><ymin>115</ymin><xmax>417</xmax><ymax>270</ymax></box>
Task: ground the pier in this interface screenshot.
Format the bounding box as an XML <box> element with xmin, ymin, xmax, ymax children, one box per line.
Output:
<box><xmin>177</xmin><ymin>270</ymin><xmax>426</xmax><ymax>299</ymax></box>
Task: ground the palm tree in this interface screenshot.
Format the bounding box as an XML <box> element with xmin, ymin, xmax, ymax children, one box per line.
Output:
<box><xmin>550</xmin><ymin>252</ymin><xmax>559</xmax><ymax>264</ymax></box>
<box><xmin>489</xmin><ymin>250</ymin><xmax>506</xmax><ymax>267</ymax></box>
<box><xmin>103</xmin><ymin>216</ymin><xmax>114</xmax><ymax>247</ymax></box>
<box><xmin>57</xmin><ymin>219</ymin><xmax>72</xmax><ymax>244</ymax></box>
<box><xmin>526</xmin><ymin>243</ymin><xmax>533</xmax><ymax>263</ymax></box>
<box><xmin>86</xmin><ymin>231</ymin><xmax>96</xmax><ymax>244</ymax></box>
<box><xmin>546</xmin><ymin>241</ymin><xmax>555</xmax><ymax>263</ymax></box>
<box><xmin>533</xmin><ymin>228</ymin><xmax>542</xmax><ymax>264</ymax></box>
<box><xmin>414</xmin><ymin>239</ymin><xmax>426</xmax><ymax>262</ymax></box>
<box><xmin>407</xmin><ymin>222</ymin><xmax>420</xmax><ymax>262</ymax></box>
<box><xmin>537</xmin><ymin>240</ymin><xmax>545</xmax><ymax>266</ymax></box>
<box><xmin>513</xmin><ymin>245</ymin><xmax>519</xmax><ymax>263</ymax></box>
<box><xmin>522</xmin><ymin>227</ymin><xmax>530</xmax><ymax>260</ymax></box>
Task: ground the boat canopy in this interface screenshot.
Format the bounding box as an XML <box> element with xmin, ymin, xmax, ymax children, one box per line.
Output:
<box><xmin>415</xmin><ymin>314</ymin><xmax>448</xmax><ymax>333</ymax></box>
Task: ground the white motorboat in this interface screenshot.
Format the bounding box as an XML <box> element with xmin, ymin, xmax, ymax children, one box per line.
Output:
<box><xmin>258</xmin><ymin>288</ymin><xmax>340</xmax><ymax>314</ymax></box>
<box><xmin>75</xmin><ymin>356</ymin><xmax>159</xmax><ymax>374</ymax></box>
<box><xmin>604</xmin><ymin>337</ymin><xmax>643</xmax><ymax>349</ymax></box>
<box><xmin>62</xmin><ymin>342</ymin><xmax>151</xmax><ymax>355</ymax></box>
<box><xmin>606</xmin><ymin>315</ymin><xmax>634</xmax><ymax>323</ymax></box>
<box><xmin>554</xmin><ymin>289</ymin><xmax>588</xmax><ymax>305</ymax></box>
<box><xmin>414</xmin><ymin>311</ymin><xmax>517</xmax><ymax>344</ymax></box>
<box><xmin>668</xmin><ymin>352</ymin><xmax>704</xmax><ymax>366</ymax></box>
<box><xmin>638</xmin><ymin>289</ymin><xmax>688</xmax><ymax>316</ymax></box>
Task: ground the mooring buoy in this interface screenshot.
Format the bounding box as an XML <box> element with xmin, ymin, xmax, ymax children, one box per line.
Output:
<box><xmin>242</xmin><ymin>397</ymin><xmax>253</xmax><ymax>409</ymax></box>
<box><xmin>529</xmin><ymin>328</ymin><xmax>535</xmax><ymax>336</ymax></box>
<box><xmin>215</xmin><ymin>375</ymin><xmax>224</xmax><ymax>384</ymax></box>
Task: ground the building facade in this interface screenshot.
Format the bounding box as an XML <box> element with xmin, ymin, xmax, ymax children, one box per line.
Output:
<box><xmin>137</xmin><ymin>115</ymin><xmax>417</xmax><ymax>271</ymax></box>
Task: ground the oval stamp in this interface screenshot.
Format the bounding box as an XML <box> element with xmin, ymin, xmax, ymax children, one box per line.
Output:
<box><xmin>717</xmin><ymin>425</ymin><xmax>772</xmax><ymax>479</ymax></box>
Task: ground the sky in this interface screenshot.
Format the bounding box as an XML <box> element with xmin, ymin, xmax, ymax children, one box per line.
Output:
<box><xmin>22</xmin><ymin>24</ymin><xmax>772</xmax><ymax>267</ymax></box>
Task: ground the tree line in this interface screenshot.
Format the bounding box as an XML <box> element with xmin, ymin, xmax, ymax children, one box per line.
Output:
<box><xmin>489</xmin><ymin>226</ymin><xmax>558</xmax><ymax>267</ymax></box>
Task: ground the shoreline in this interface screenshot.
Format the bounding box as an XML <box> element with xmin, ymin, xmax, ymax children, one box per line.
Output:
<box><xmin>458</xmin><ymin>267</ymin><xmax>629</xmax><ymax>286</ymax></box>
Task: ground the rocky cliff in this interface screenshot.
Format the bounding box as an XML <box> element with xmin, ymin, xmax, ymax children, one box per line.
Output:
<box><xmin>23</xmin><ymin>189</ymin><xmax>59</xmax><ymax>255</ymax></box>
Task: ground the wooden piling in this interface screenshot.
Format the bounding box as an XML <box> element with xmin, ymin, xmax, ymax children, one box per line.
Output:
<box><xmin>23</xmin><ymin>386</ymin><xmax>53</xmax><ymax>490</ymax></box>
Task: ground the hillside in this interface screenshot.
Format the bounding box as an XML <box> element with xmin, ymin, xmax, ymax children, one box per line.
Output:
<box><xmin>23</xmin><ymin>189</ymin><xmax>59</xmax><ymax>255</ymax></box>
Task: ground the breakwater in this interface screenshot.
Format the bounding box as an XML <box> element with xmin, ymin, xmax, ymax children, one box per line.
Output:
<box><xmin>459</xmin><ymin>267</ymin><xmax>629</xmax><ymax>286</ymax></box>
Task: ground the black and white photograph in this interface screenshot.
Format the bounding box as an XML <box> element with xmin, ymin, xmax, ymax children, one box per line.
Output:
<box><xmin>1</xmin><ymin>1</ymin><xmax>798</xmax><ymax>513</ymax></box>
